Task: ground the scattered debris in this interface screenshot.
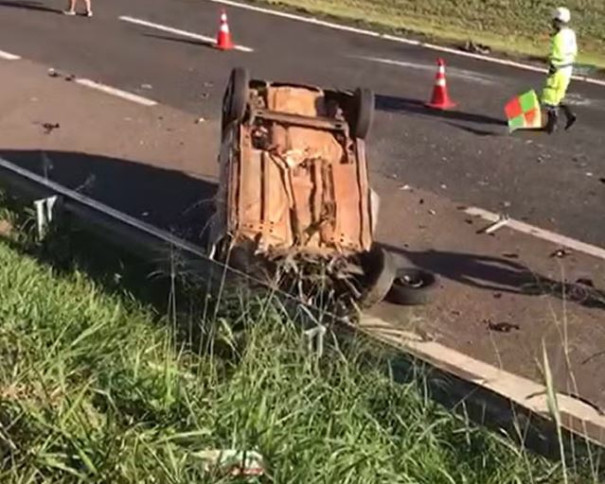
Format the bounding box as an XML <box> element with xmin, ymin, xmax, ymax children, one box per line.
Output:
<box><xmin>141</xmin><ymin>83</ymin><xmax>153</xmax><ymax>90</ymax></box>
<box><xmin>195</xmin><ymin>117</ymin><xmax>206</xmax><ymax>124</ymax></box>
<box><xmin>465</xmin><ymin>218</ymin><xmax>474</xmax><ymax>224</ymax></box>
<box><xmin>493</xmin><ymin>293</ymin><xmax>503</xmax><ymax>299</ymax></box>
<box><xmin>440</xmin><ymin>184</ymin><xmax>447</xmax><ymax>189</ymax></box>
<box><xmin>486</xmin><ymin>320</ymin><xmax>520</xmax><ymax>333</ymax></box>
<box><xmin>41</xmin><ymin>122</ymin><xmax>60</xmax><ymax>134</ymax></box>
<box><xmin>419</xmin><ymin>198</ymin><xmax>425</xmax><ymax>205</ymax></box>
<box><xmin>203</xmin><ymin>81</ymin><xmax>214</xmax><ymax>87</ymax></box>
<box><xmin>462</xmin><ymin>40</ymin><xmax>491</xmax><ymax>55</ymax></box>
<box><xmin>586</xmin><ymin>172</ymin><xmax>594</xmax><ymax>177</ymax></box>
<box><xmin>65</xmin><ymin>74</ymin><xmax>75</xmax><ymax>82</ymax></box>
<box><xmin>195</xmin><ymin>449</ymin><xmax>265</xmax><ymax>477</ymax></box>
<box><xmin>47</xmin><ymin>68</ymin><xmax>59</xmax><ymax>78</ymax></box>
<box><xmin>399</xmin><ymin>184</ymin><xmax>412</xmax><ymax>191</ymax></box>
<box><xmin>550</xmin><ymin>248</ymin><xmax>571</xmax><ymax>258</ymax></box>
<box><xmin>201</xmin><ymin>92</ymin><xmax>210</xmax><ymax>99</ymax></box>
<box><xmin>599</xmin><ymin>177</ymin><xmax>605</xmax><ymax>184</ymax></box>
<box><xmin>428</xmin><ymin>209</ymin><xmax>436</xmax><ymax>216</ymax></box>
<box><xmin>478</xmin><ymin>214</ymin><xmax>509</xmax><ymax>235</ymax></box>
<box><xmin>502</xmin><ymin>201</ymin><xmax>511</xmax><ymax>208</ymax></box>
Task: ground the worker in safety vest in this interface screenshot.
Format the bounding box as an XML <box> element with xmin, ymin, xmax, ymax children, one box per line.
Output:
<box><xmin>543</xmin><ymin>7</ymin><xmax>577</xmax><ymax>134</ymax></box>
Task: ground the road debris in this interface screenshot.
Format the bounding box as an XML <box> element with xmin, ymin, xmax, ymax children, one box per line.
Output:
<box><xmin>40</xmin><ymin>122</ymin><xmax>60</xmax><ymax>134</ymax></box>
<box><xmin>195</xmin><ymin>117</ymin><xmax>206</xmax><ymax>124</ymax></box>
<box><xmin>399</xmin><ymin>184</ymin><xmax>412</xmax><ymax>191</ymax></box>
<box><xmin>141</xmin><ymin>83</ymin><xmax>153</xmax><ymax>90</ymax></box>
<box><xmin>502</xmin><ymin>253</ymin><xmax>519</xmax><ymax>259</ymax></box>
<box><xmin>47</xmin><ymin>68</ymin><xmax>60</xmax><ymax>78</ymax></box>
<box><xmin>462</xmin><ymin>40</ymin><xmax>491</xmax><ymax>54</ymax></box>
<box><xmin>195</xmin><ymin>449</ymin><xmax>265</xmax><ymax>477</ymax></box>
<box><xmin>486</xmin><ymin>320</ymin><xmax>520</xmax><ymax>333</ymax></box>
<box><xmin>477</xmin><ymin>214</ymin><xmax>509</xmax><ymax>235</ymax></box>
<box><xmin>550</xmin><ymin>248</ymin><xmax>571</xmax><ymax>258</ymax></box>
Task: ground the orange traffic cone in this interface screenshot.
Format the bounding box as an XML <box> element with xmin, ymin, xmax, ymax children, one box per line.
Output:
<box><xmin>425</xmin><ymin>58</ymin><xmax>456</xmax><ymax>110</ymax></box>
<box><xmin>216</xmin><ymin>10</ymin><xmax>234</xmax><ymax>50</ymax></box>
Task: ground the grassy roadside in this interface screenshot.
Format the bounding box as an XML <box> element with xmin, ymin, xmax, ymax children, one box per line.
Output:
<box><xmin>0</xmin><ymin>206</ymin><xmax>601</xmax><ymax>482</ymax></box>
<box><xmin>252</xmin><ymin>0</ymin><xmax>605</xmax><ymax>70</ymax></box>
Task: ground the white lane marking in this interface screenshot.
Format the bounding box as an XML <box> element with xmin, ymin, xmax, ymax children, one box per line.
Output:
<box><xmin>355</xmin><ymin>55</ymin><xmax>496</xmax><ymax>85</ymax></box>
<box><xmin>75</xmin><ymin>78</ymin><xmax>158</xmax><ymax>106</ymax></box>
<box><xmin>209</xmin><ymin>0</ymin><xmax>605</xmax><ymax>87</ymax></box>
<box><xmin>465</xmin><ymin>206</ymin><xmax>605</xmax><ymax>261</ymax></box>
<box><xmin>0</xmin><ymin>49</ymin><xmax>21</xmax><ymax>60</ymax></box>
<box><xmin>119</xmin><ymin>15</ymin><xmax>254</xmax><ymax>53</ymax></box>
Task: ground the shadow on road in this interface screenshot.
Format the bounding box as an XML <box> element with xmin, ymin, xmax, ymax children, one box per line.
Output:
<box><xmin>144</xmin><ymin>33</ymin><xmax>216</xmax><ymax>50</ymax></box>
<box><xmin>383</xmin><ymin>244</ymin><xmax>605</xmax><ymax>311</ymax></box>
<box><xmin>376</xmin><ymin>94</ymin><xmax>507</xmax><ymax>128</ymax></box>
<box><xmin>0</xmin><ymin>149</ymin><xmax>218</xmax><ymax>243</ymax></box>
<box><xmin>0</xmin><ymin>0</ymin><xmax>57</xmax><ymax>13</ymax></box>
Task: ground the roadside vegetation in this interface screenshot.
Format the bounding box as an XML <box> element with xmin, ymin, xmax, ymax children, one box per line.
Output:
<box><xmin>254</xmin><ymin>0</ymin><xmax>605</xmax><ymax>69</ymax></box>
<box><xmin>0</xmin><ymin>202</ymin><xmax>601</xmax><ymax>482</ymax></box>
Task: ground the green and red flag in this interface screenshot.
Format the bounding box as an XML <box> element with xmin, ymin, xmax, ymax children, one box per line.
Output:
<box><xmin>505</xmin><ymin>90</ymin><xmax>542</xmax><ymax>132</ymax></box>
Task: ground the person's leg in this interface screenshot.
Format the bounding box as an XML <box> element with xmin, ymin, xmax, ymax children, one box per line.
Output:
<box><xmin>83</xmin><ymin>0</ymin><xmax>92</xmax><ymax>16</ymax></box>
<box><xmin>544</xmin><ymin>105</ymin><xmax>559</xmax><ymax>134</ymax></box>
<box><xmin>541</xmin><ymin>70</ymin><xmax>566</xmax><ymax>134</ymax></box>
<box><xmin>63</xmin><ymin>0</ymin><xmax>76</xmax><ymax>14</ymax></box>
<box><xmin>557</xmin><ymin>73</ymin><xmax>576</xmax><ymax>130</ymax></box>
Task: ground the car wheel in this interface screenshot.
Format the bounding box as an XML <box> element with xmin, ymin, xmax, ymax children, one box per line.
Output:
<box><xmin>359</xmin><ymin>246</ymin><xmax>396</xmax><ymax>309</ymax></box>
<box><xmin>351</xmin><ymin>87</ymin><xmax>375</xmax><ymax>139</ymax></box>
<box><xmin>386</xmin><ymin>267</ymin><xmax>437</xmax><ymax>306</ymax></box>
<box><xmin>222</xmin><ymin>67</ymin><xmax>249</xmax><ymax>126</ymax></box>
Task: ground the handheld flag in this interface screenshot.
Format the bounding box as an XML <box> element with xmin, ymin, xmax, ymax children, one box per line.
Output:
<box><xmin>505</xmin><ymin>90</ymin><xmax>542</xmax><ymax>133</ymax></box>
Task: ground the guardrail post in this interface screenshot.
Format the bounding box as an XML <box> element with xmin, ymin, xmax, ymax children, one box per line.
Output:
<box><xmin>34</xmin><ymin>195</ymin><xmax>60</xmax><ymax>240</ymax></box>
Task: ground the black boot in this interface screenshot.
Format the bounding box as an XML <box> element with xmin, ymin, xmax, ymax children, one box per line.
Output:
<box><xmin>560</xmin><ymin>103</ymin><xmax>577</xmax><ymax>131</ymax></box>
<box><xmin>544</xmin><ymin>106</ymin><xmax>559</xmax><ymax>134</ymax></box>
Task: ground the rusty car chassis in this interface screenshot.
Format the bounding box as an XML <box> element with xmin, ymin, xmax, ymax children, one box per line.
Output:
<box><xmin>207</xmin><ymin>68</ymin><xmax>394</xmax><ymax>308</ymax></box>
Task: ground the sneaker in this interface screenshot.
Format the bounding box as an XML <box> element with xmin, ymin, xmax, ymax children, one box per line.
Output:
<box><xmin>85</xmin><ymin>10</ymin><xmax>93</xmax><ymax>17</ymax></box>
<box><xmin>63</xmin><ymin>10</ymin><xmax>76</xmax><ymax>15</ymax></box>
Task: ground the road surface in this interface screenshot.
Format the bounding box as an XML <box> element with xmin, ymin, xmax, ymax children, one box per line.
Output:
<box><xmin>0</xmin><ymin>0</ymin><xmax>604</xmax><ymax>248</ymax></box>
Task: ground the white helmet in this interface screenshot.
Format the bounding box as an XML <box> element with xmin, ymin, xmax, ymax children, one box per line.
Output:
<box><xmin>553</xmin><ymin>7</ymin><xmax>571</xmax><ymax>23</ymax></box>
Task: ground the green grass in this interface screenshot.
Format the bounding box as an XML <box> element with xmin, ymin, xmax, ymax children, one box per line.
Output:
<box><xmin>253</xmin><ymin>0</ymin><xmax>605</xmax><ymax>69</ymax></box>
<box><xmin>0</xmin><ymin>208</ymin><xmax>601</xmax><ymax>482</ymax></box>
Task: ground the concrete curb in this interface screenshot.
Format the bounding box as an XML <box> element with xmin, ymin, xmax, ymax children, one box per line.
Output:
<box><xmin>358</xmin><ymin>314</ymin><xmax>605</xmax><ymax>449</ymax></box>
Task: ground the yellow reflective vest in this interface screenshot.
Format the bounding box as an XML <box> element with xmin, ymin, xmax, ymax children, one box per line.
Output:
<box><xmin>550</xmin><ymin>27</ymin><xmax>577</xmax><ymax>71</ymax></box>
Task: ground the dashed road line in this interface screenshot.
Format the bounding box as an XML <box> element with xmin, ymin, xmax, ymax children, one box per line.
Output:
<box><xmin>465</xmin><ymin>206</ymin><xmax>605</xmax><ymax>261</ymax></box>
<box><xmin>0</xmin><ymin>49</ymin><xmax>21</xmax><ymax>60</ymax></box>
<box><xmin>208</xmin><ymin>0</ymin><xmax>605</xmax><ymax>87</ymax></box>
<box><xmin>75</xmin><ymin>78</ymin><xmax>158</xmax><ymax>106</ymax></box>
<box><xmin>119</xmin><ymin>15</ymin><xmax>254</xmax><ymax>53</ymax></box>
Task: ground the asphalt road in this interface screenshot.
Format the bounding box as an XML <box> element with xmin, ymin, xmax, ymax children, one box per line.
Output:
<box><xmin>1</xmin><ymin>0</ymin><xmax>604</xmax><ymax>246</ymax></box>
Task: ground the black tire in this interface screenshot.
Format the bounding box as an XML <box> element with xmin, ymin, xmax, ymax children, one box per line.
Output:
<box><xmin>222</xmin><ymin>67</ymin><xmax>249</xmax><ymax>126</ymax></box>
<box><xmin>359</xmin><ymin>246</ymin><xmax>396</xmax><ymax>309</ymax></box>
<box><xmin>386</xmin><ymin>267</ymin><xmax>437</xmax><ymax>306</ymax></box>
<box><xmin>351</xmin><ymin>88</ymin><xmax>375</xmax><ymax>139</ymax></box>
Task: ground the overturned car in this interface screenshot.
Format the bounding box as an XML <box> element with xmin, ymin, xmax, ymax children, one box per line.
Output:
<box><xmin>207</xmin><ymin>68</ymin><xmax>396</xmax><ymax>308</ymax></box>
